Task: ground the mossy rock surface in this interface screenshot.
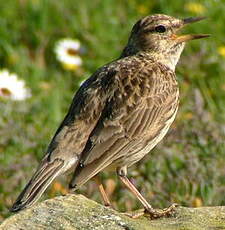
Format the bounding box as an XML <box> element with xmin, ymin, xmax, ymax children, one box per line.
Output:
<box><xmin>1</xmin><ymin>194</ymin><xmax>225</xmax><ymax>230</ymax></box>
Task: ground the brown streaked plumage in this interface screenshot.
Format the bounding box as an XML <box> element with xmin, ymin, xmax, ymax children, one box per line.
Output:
<box><xmin>11</xmin><ymin>14</ymin><xmax>209</xmax><ymax>218</ymax></box>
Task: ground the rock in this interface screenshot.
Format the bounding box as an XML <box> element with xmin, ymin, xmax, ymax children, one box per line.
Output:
<box><xmin>1</xmin><ymin>194</ymin><xmax>225</xmax><ymax>230</ymax></box>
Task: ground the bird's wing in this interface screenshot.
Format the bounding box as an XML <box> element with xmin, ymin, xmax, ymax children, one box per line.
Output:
<box><xmin>46</xmin><ymin>66</ymin><xmax>118</xmax><ymax>164</ymax></box>
<box><xmin>70</xmin><ymin>60</ymin><xmax>179</xmax><ymax>188</ymax></box>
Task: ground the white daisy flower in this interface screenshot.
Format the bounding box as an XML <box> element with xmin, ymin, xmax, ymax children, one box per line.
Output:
<box><xmin>0</xmin><ymin>69</ymin><xmax>31</xmax><ymax>101</ymax></box>
<box><xmin>55</xmin><ymin>38</ymin><xmax>83</xmax><ymax>71</ymax></box>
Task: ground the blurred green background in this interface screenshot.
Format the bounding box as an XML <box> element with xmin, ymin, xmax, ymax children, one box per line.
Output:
<box><xmin>0</xmin><ymin>0</ymin><xmax>224</xmax><ymax>221</ymax></box>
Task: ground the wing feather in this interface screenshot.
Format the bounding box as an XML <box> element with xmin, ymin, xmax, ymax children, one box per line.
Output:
<box><xmin>45</xmin><ymin>66</ymin><xmax>118</xmax><ymax>163</ymax></box>
<box><xmin>70</xmin><ymin>58</ymin><xmax>179</xmax><ymax>188</ymax></box>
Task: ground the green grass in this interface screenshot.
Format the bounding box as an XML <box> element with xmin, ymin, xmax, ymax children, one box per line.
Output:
<box><xmin>0</xmin><ymin>0</ymin><xmax>225</xmax><ymax>221</ymax></box>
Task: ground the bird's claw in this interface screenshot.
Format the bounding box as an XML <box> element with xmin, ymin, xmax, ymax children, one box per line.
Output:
<box><xmin>144</xmin><ymin>203</ymin><xmax>179</xmax><ymax>219</ymax></box>
<box><xmin>122</xmin><ymin>209</ymin><xmax>145</xmax><ymax>219</ymax></box>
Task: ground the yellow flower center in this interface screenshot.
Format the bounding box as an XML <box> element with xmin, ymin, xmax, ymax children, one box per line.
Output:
<box><xmin>67</xmin><ymin>48</ymin><xmax>78</xmax><ymax>56</ymax></box>
<box><xmin>1</xmin><ymin>88</ymin><xmax>11</xmax><ymax>96</ymax></box>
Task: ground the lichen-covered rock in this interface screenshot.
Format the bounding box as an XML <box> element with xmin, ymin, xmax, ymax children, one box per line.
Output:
<box><xmin>1</xmin><ymin>194</ymin><xmax>225</xmax><ymax>230</ymax></box>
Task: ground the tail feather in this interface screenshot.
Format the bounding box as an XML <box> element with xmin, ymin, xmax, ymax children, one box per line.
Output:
<box><xmin>10</xmin><ymin>158</ymin><xmax>64</xmax><ymax>212</ymax></box>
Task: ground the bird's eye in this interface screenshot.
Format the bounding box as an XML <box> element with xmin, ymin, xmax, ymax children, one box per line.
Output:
<box><xmin>155</xmin><ymin>25</ymin><xmax>166</xmax><ymax>33</ymax></box>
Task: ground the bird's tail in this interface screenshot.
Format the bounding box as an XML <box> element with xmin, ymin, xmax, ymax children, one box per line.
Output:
<box><xmin>10</xmin><ymin>157</ymin><xmax>64</xmax><ymax>212</ymax></box>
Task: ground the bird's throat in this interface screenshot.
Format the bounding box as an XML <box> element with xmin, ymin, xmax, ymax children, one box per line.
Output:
<box><xmin>148</xmin><ymin>43</ymin><xmax>185</xmax><ymax>71</ymax></box>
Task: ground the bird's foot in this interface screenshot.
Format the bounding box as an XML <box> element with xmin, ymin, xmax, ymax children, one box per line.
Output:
<box><xmin>144</xmin><ymin>203</ymin><xmax>179</xmax><ymax>219</ymax></box>
<box><xmin>122</xmin><ymin>204</ymin><xmax>178</xmax><ymax>219</ymax></box>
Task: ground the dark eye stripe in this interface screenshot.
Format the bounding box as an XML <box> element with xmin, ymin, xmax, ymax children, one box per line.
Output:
<box><xmin>143</xmin><ymin>25</ymin><xmax>167</xmax><ymax>34</ymax></box>
<box><xmin>143</xmin><ymin>28</ymin><xmax>155</xmax><ymax>33</ymax></box>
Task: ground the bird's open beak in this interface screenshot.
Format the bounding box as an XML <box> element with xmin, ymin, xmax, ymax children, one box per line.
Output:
<box><xmin>172</xmin><ymin>16</ymin><xmax>210</xmax><ymax>43</ymax></box>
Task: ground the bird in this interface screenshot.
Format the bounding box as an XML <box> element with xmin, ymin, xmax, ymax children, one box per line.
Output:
<box><xmin>11</xmin><ymin>14</ymin><xmax>209</xmax><ymax>218</ymax></box>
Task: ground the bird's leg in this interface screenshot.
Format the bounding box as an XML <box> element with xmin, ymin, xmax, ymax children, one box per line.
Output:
<box><xmin>117</xmin><ymin>167</ymin><xmax>178</xmax><ymax>219</ymax></box>
<box><xmin>93</xmin><ymin>176</ymin><xmax>112</xmax><ymax>208</ymax></box>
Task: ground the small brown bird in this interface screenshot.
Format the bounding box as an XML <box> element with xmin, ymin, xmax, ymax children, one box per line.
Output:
<box><xmin>11</xmin><ymin>14</ymin><xmax>208</xmax><ymax>218</ymax></box>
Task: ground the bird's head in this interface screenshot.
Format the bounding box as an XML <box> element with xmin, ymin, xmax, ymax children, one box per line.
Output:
<box><xmin>122</xmin><ymin>14</ymin><xmax>209</xmax><ymax>70</ymax></box>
